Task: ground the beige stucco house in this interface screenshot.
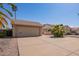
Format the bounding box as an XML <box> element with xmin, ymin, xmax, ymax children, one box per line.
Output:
<box><xmin>12</xmin><ymin>20</ymin><xmax>42</xmax><ymax>37</ymax></box>
<box><xmin>42</xmin><ymin>24</ymin><xmax>52</xmax><ymax>35</ymax></box>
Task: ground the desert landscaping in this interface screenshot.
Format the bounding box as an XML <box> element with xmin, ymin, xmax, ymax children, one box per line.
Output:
<box><xmin>1</xmin><ymin>3</ymin><xmax>79</xmax><ymax>56</ymax></box>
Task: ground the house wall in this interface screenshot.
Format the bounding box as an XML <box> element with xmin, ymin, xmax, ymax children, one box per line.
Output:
<box><xmin>42</xmin><ymin>29</ymin><xmax>51</xmax><ymax>35</ymax></box>
<box><xmin>12</xmin><ymin>25</ymin><xmax>42</xmax><ymax>37</ymax></box>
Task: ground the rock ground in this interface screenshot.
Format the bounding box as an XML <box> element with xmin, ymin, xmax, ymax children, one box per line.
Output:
<box><xmin>0</xmin><ymin>38</ymin><xmax>18</xmax><ymax>56</ymax></box>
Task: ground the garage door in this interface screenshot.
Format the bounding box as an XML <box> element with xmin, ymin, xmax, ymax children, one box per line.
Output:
<box><xmin>15</xmin><ymin>26</ymin><xmax>40</xmax><ymax>37</ymax></box>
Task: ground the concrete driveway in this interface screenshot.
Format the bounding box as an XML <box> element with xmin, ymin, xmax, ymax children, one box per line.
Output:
<box><xmin>17</xmin><ymin>35</ymin><xmax>79</xmax><ymax>56</ymax></box>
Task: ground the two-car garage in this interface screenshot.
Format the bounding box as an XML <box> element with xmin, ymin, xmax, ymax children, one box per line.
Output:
<box><xmin>12</xmin><ymin>20</ymin><xmax>42</xmax><ymax>37</ymax></box>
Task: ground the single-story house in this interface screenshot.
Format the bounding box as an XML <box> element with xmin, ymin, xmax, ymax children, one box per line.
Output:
<box><xmin>42</xmin><ymin>24</ymin><xmax>52</xmax><ymax>35</ymax></box>
<box><xmin>12</xmin><ymin>20</ymin><xmax>42</xmax><ymax>37</ymax></box>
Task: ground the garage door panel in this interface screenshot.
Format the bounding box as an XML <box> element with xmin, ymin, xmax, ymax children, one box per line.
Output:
<box><xmin>15</xmin><ymin>26</ymin><xmax>40</xmax><ymax>37</ymax></box>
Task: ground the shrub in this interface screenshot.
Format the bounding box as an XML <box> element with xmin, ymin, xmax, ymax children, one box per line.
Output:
<box><xmin>51</xmin><ymin>24</ymin><xmax>65</xmax><ymax>37</ymax></box>
<box><xmin>0</xmin><ymin>30</ymin><xmax>6</xmax><ymax>38</ymax></box>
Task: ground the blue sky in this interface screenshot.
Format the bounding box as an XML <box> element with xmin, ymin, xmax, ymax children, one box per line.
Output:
<box><xmin>2</xmin><ymin>3</ymin><xmax>79</xmax><ymax>27</ymax></box>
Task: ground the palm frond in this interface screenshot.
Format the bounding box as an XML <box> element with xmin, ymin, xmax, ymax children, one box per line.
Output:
<box><xmin>0</xmin><ymin>11</ymin><xmax>11</xmax><ymax>20</ymax></box>
<box><xmin>8</xmin><ymin>3</ymin><xmax>17</xmax><ymax>11</ymax></box>
<box><xmin>2</xmin><ymin>8</ymin><xmax>13</xmax><ymax>17</ymax></box>
<box><xmin>2</xmin><ymin>23</ymin><xmax>5</xmax><ymax>28</ymax></box>
<box><xmin>0</xmin><ymin>21</ymin><xmax>4</xmax><ymax>28</ymax></box>
<box><xmin>0</xmin><ymin>15</ymin><xmax>8</xmax><ymax>25</ymax></box>
<box><xmin>0</xmin><ymin>4</ymin><xmax>13</xmax><ymax>17</ymax></box>
<box><xmin>0</xmin><ymin>3</ymin><xmax>3</xmax><ymax>7</ymax></box>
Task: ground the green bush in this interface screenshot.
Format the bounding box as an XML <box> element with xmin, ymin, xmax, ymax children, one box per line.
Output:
<box><xmin>51</xmin><ymin>24</ymin><xmax>65</xmax><ymax>37</ymax></box>
<box><xmin>0</xmin><ymin>30</ymin><xmax>7</xmax><ymax>38</ymax></box>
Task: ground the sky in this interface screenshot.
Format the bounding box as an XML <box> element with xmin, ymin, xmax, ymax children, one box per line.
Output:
<box><xmin>1</xmin><ymin>3</ymin><xmax>79</xmax><ymax>28</ymax></box>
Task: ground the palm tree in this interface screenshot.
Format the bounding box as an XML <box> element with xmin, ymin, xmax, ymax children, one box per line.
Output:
<box><xmin>0</xmin><ymin>3</ymin><xmax>17</xmax><ymax>28</ymax></box>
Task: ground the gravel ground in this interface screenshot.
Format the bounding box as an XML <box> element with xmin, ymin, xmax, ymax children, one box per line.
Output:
<box><xmin>0</xmin><ymin>38</ymin><xmax>19</xmax><ymax>56</ymax></box>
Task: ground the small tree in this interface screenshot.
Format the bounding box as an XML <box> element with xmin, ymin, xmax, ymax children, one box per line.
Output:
<box><xmin>51</xmin><ymin>24</ymin><xmax>65</xmax><ymax>37</ymax></box>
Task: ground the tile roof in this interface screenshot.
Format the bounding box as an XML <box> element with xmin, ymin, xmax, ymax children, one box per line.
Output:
<box><xmin>13</xmin><ymin>20</ymin><xmax>42</xmax><ymax>27</ymax></box>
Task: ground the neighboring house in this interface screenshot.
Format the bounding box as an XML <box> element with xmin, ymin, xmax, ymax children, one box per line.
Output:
<box><xmin>64</xmin><ymin>25</ymin><xmax>71</xmax><ymax>35</ymax></box>
<box><xmin>76</xmin><ymin>28</ymin><xmax>79</xmax><ymax>34</ymax></box>
<box><xmin>12</xmin><ymin>20</ymin><xmax>42</xmax><ymax>37</ymax></box>
<box><xmin>71</xmin><ymin>27</ymin><xmax>79</xmax><ymax>35</ymax></box>
<box><xmin>64</xmin><ymin>26</ymin><xmax>79</xmax><ymax>35</ymax></box>
<box><xmin>42</xmin><ymin>24</ymin><xmax>52</xmax><ymax>35</ymax></box>
<box><xmin>42</xmin><ymin>24</ymin><xmax>72</xmax><ymax>35</ymax></box>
